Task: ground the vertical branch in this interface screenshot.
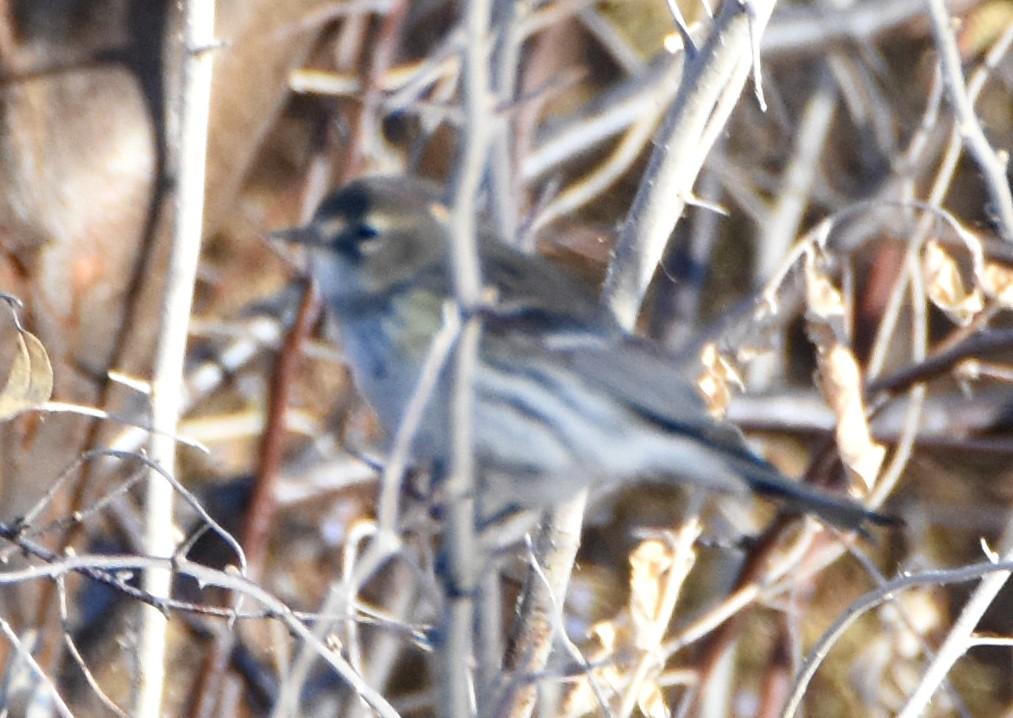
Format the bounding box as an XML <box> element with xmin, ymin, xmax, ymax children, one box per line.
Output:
<box><xmin>496</xmin><ymin>499</ymin><xmax>587</xmax><ymax>718</ymax></box>
<box><xmin>137</xmin><ymin>2</ymin><xmax>215</xmax><ymax>717</ymax></box>
<box><xmin>443</xmin><ymin>0</ymin><xmax>493</xmax><ymax>716</ymax></box>
<box><xmin>451</xmin><ymin>0</ymin><xmax>493</xmax><ymax>296</ymax></box>
<box><xmin>488</xmin><ymin>0</ymin><xmax>522</xmax><ymax>244</ymax></box>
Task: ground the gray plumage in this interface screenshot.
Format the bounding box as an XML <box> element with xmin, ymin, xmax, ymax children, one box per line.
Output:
<box><xmin>278</xmin><ymin>176</ymin><xmax>886</xmax><ymax>532</ymax></box>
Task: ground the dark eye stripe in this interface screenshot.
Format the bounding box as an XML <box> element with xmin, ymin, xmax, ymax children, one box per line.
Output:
<box><xmin>357</xmin><ymin>224</ymin><xmax>379</xmax><ymax>240</ymax></box>
<box><xmin>335</xmin><ymin>223</ymin><xmax>382</xmax><ymax>259</ymax></box>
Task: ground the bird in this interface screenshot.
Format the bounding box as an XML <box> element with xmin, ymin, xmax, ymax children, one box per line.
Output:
<box><xmin>274</xmin><ymin>175</ymin><xmax>888</xmax><ymax>533</ymax></box>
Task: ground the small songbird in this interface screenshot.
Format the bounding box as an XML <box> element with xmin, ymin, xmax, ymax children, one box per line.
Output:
<box><xmin>275</xmin><ymin>176</ymin><xmax>886</xmax><ymax>532</ymax></box>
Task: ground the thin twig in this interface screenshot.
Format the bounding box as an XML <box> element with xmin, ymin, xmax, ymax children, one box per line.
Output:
<box><xmin>762</xmin><ymin>0</ymin><xmax>977</xmax><ymax>57</ymax></box>
<box><xmin>243</xmin><ymin>281</ymin><xmax>320</xmax><ymax>575</ymax></box>
<box><xmin>522</xmin><ymin>52</ymin><xmax>684</xmax><ymax>183</ymax></box>
<box><xmin>55</xmin><ymin>578</ymin><xmax>131</xmax><ymax>718</ymax></box>
<box><xmin>0</xmin><ymin>618</ymin><xmax>74</xmax><ymax>718</ymax></box>
<box><xmin>780</xmin><ymin>555</ymin><xmax>1013</xmax><ymax>718</ymax></box>
<box><xmin>272</xmin><ymin>302</ymin><xmax>463</xmax><ymax>715</ymax></box>
<box><xmin>896</xmin><ymin>522</ymin><xmax>1013</xmax><ymax>717</ymax></box>
<box><xmin>927</xmin><ymin>0</ymin><xmax>1013</xmax><ymax>242</ymax></box>
<box><xmin>0</xmin><ymin>552</ymin><xmax>402</xmax><ymax>718</ymax></box>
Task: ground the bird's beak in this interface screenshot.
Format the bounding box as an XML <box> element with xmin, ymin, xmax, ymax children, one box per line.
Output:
<box><xmin>268</xmin><ymin>225</ymin><xmax>327</xmax><ymax>247</ymax></box>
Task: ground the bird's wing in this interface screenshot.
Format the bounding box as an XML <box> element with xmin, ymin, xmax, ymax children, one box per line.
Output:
<box><xmin>560</xmin><ymin>339</ymin><xmax>887</xmax><ymax>531</ymax></box>
<box><xmin>563</xmin><ymin>338</ymin><xmax>752</xmax><ymax>454</ymax></box>
<box><xmin>480</xmin><ymin>236</ymin><xmax>617</xmax><ymax>335</ymax></box>
<box><xmin>475</xmin><ymin>238</ymin><xmax>755</xmax><ymax>461</ymax></box>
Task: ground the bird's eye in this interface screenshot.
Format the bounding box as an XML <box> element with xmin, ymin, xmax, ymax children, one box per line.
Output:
<box><xmin>356</xmin><ymin>224</ymin><xmax>379</xmax><ymax>240</ymax></box>
<box><xmin>354</xmin><ymin>224</ymin><xmax>383</xmax><ymax>254</ymax></box>
<box><xmin>336</xmin><ymin>223</ymin><xmax>382</xmax><ymax>260</ymax></box>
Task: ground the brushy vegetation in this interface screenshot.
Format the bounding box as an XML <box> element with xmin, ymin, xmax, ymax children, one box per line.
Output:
<box><xmin>0</xmin><ymin>0</ymin><xmax>1012</xmax><ymax>716</ymax></box>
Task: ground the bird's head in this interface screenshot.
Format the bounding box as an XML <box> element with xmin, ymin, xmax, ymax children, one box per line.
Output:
<box><xmin>274</xmin><ymin>176</ymin><xmax>450</xmax><ymax>305</ymax></box>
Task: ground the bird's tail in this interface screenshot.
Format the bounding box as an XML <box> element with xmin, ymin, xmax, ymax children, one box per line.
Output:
<box><xmin>736</xmin><ymin>457</ymin><xmax>895</xmax><ymax>534</ymax></box>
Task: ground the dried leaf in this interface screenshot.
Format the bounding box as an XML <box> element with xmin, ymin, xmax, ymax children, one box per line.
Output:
<box><xmin>591</xmin><ymin>620</ymin><xmax>618</xmax><ymax>653</ymax></box>
<box><xmin>629</xmin><ymin>540</ymin><xmax>670</xmax><ymax>645</ymax></box>
<box><xmin>638</xmin><ymin>681</ymin><xmax>671</xmax><ymax>718</ymax></box>
<box><xmin>817</xmin><ymin>345</ymin><xmax>886</xmax><ymax>490</ymax></box>
<box><xmin>803</xmin><ymin>258</ymin><xmax>885</xmax><ymax>490</ymax></box>
<box><xmin>0</xmin><ymin>313</ymin><xmax>54</xmax><ymax>420</ymax></box>
<box><xmin>924</xmin><ymin>240</ymin><xmax>984</xmax><ymax>325</ymax></box>
<box><xmin>565</xmin><ymin>622</ymin><xmax>623</xmax><ymax>716</ymax></box>
<box><xmin>805</xmin><ymin>261</ymin><xmax>846</xmax><ymax>320</ymax></box>
<box><xmin>697</xmin><ymin>343</ymin><xmax>744</xmax><ymax>419</ymax></box>
<box><xmin>959</xmin><ymin>0</ymin><xmax>1013</xmax><ymax>57</ymax></box>
<box><xmin>982</xmin><ymin>262</ymin><xmax>1013</xmax><ymax>308</ymax></box>
<box><xmin>804</xmin><ymin>252</ymin><xmax>848</xmax><ymax>346</ymax></box>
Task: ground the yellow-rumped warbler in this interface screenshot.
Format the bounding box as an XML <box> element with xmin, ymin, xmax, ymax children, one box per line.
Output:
<box><xmin>276</xmin><ymin>176</ymin><xmax>886</xmax><ymax>532</ymax></box>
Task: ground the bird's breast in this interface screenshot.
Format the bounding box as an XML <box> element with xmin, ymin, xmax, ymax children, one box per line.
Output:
<box><xmin>336</xmin><ymin>288</ymin><xmax>445</xmax><ymax>435</ymax></box>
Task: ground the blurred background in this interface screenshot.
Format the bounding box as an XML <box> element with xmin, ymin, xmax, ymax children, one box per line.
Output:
<box><xmin>0</xmin><ymin>0</ymin><xmax>1012</xmax><ymax>715</ymax></box>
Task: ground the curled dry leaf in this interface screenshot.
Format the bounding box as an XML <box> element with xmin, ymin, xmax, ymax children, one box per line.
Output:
<box><xmin>923</xmin><ymin>240</ymin><xmax>984</xmax><ymax>325</ymax></box>
<box><xmin>629</xmin><ymin>539</ymin><xmax>671</xmax><ymax>646</ymax></box>
<box><xmin>804</xmin><ymin>256</ymin><xmax>886</xmax><ymax>491</ymax></box>
<box><xmin>803</xmin><ymin>251</ymin><xmax>847</xmax><ymax>340</ymax></box>
<box><xmin>627</xmin><ymin>525</ymin><xmax>700</xmax><ymax>647</ymax></box>
<box><xmin>818</xmin><ymin>346</ymin><xmax>886</xmax><ymax>490</ymax></box>
<box><xmin>958</xmin><ymin>0</ymin><xmax>1013</xmax><ymax>57</ymax></box>
<box><xmin>566</xmin><ymin>524</ymin><xmax>700</xmax><ymax>716</ymax></box>
<box><xmin>0</xmin><ymin>299</ymin><xmax>54</xmax><ymax>420</ymax></box>
<box><xmin>638</xmin><ymin>681</ymin><xmax>670</xmax><ymax>718</ymax></box>
<box><xmin>563</xmin><ymin>621</ymin><xmax>624</xmax><ymax>716</ymax></box>
<box><xmin>981</xmin><ymin>261</ymin><xmax>1013</xmax><ymax>308</ymax></box>
<box><xmin>626</xmin><ymin>537</ymin><xmax>681</xmax><ymax>718</ymax></box>
<box><xmin>697</xmin><ymin>343</ymin><xmax>745</xmax><ymax>419</ymax></box>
